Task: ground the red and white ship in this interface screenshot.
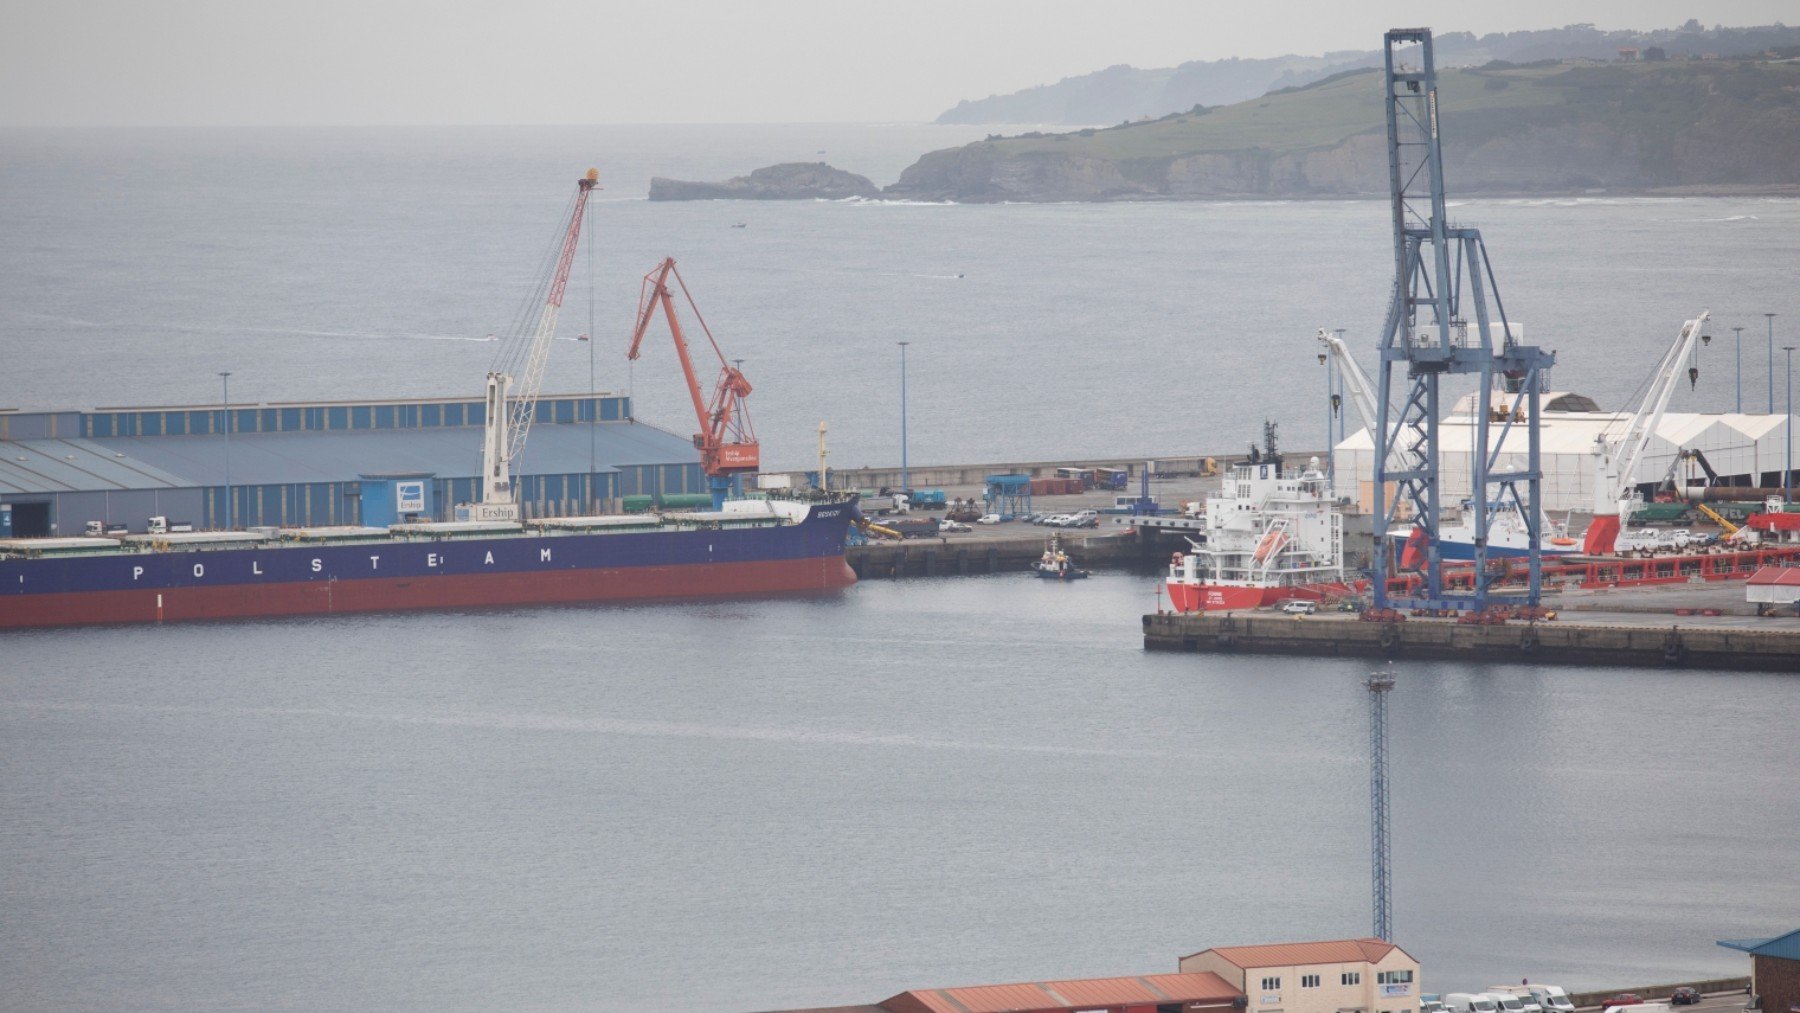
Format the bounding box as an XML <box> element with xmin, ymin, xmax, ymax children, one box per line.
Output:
<box><xmin>1166</xmin><ymin>429</ymin><xmax>1360</xmax><ymax>612</ymax></box>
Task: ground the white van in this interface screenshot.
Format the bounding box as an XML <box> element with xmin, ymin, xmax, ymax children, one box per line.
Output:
<box><xmin>1448</xmin><ymin>995</ymin><xmax>1501</xmax><ymax>1013</ymax></box>
<box><xmin>1484</xmin><ymin>993</ymin><xmax>1532</xmax><ymax>1013</ymax></box>
<box><xmin>1487</xmin><ymin>989</ymin><xmax>1542</xmax><ymax>1013</ymax></box>
<box><xmin>1528</xmin><ymin>987</ymin><xmax>1576</xmax><ymax>1013</ymax></box>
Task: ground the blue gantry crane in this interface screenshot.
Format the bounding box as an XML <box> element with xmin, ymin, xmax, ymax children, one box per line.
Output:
<box><xmin>1371</xmin><ymin>29</ymin><xmax>1557</xmax><ymax>611</ymax></box>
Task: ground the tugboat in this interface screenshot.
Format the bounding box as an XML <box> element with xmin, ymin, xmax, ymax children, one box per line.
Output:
<box><xmin>1166</xmin><ymin>423</ymin><xmax>1360</xmax><ymax>611</ymax></box>
<box><xmin>1034</xmin><ymin>533</ymin><xmax>1089</xmax><ymax>580</ymax></box>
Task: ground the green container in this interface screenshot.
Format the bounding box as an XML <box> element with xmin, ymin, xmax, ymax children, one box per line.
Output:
<box><xmin>1629</xmin><ymin>502</ymin><xmax>1691</xmax><ymax>523</ymax></box>
<box><xmin>622</xmin><ymin>492</ymin><xmax>715</xmax><ymax>513</ymax></box>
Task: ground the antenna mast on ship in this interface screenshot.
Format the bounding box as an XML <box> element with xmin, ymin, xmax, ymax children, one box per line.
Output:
<box><xmin>461</xmin><ymin>168</ymin><xmax>602</xmax><ymax>523</ymax></box>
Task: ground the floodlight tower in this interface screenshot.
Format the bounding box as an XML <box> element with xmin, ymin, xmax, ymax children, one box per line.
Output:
<box><xmin>1371</xmin><ymin>29</ymin><xmax>1557</xmax><ymax>611</ymax></box>
<box><xmin>1368</xmin><ymin>669</ymin><xmax>1395</xmax><ymax>941</ymax></box>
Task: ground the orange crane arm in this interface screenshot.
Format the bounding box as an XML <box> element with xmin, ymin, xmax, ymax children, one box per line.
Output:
<box><xmin>626</xmin><ymin>257</ymin><xmax>759</xmax><ymax>476</ymax></box>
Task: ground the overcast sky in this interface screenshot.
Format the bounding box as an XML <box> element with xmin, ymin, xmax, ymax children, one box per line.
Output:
<box><xmin>2</xmin><ymin>0</ymin><xmax>1793</xmax><ymax>126</ymax></box>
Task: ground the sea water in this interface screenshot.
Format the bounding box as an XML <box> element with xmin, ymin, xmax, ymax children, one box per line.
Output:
<box><xmin>2</xmin><ymin>125</ymin><xmax>1798</xmax><ymax>1010</ymax></box>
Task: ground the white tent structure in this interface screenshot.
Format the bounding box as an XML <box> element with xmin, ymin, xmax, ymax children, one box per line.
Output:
<box><xmin>1332</xmin><ymin>391</ymin><xmax>1792</xmax><ymax>518</ymax></box>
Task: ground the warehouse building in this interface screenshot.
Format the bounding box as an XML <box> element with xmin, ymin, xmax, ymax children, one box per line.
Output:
<box><xmin>0</xmin><ymin>393</ymin><xmax>705</xmax><ymax>536</ymax></box>
<box><xmin>878</xmin><ymin>970</ymin><xmax>1242</xmax><ymax>1013</ymax></box>
<box><xmin>1179</xmin><ymin>938</ymin><xmax>1420</xmax><ymax>1013</ymax></box>
<box><xmin>1718</xmin><ymin>927</ymin><xmax>1800</xmax><ymax>1013</ymax></box>
<box><xmin>763</xmin><ymin>937</ymin><xmax>1413</xmax><ymax>1013</ymax></box>
<box><xmin>1332</xmin><ymin>392</ymin><xmax>1793</xmax><ymax>516</ymax></box>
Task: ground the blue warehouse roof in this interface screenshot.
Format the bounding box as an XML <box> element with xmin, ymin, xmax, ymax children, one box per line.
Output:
<box><xmin>0</xmin><ymin>393</ymin><xmax>699</xmax><ymax>494</ymax></box>
<box><xmin>1719</xmin><ymin>927</ymin><xmax>1800</xmax><ymax>961</ymax></box>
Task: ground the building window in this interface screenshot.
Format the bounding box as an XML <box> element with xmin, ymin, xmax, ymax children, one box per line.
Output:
<box><xmin>1262</xmin><ymin>978</ymin><xmax>1282</xmax><ymax>991</ymax></box>
<box><xmin>1378</xmin><ymin>972</ymin><xmax>1414</xmax><ymax>985</ymax></box>
<box><xmin>1342</xmin><ymin>973</ymin><xmax>1362</xmax><ymax>986</ymax></box>
<box><xmin>1302</xmin><ymin>976</ymin><xmax>1321</xmax><ymax>988</ymax></box>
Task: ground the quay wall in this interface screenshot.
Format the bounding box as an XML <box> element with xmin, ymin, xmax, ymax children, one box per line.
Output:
<box><xmin>1569</xmin><ymin>979</ymin><xmax>1751</xmax><ymax>1007</ymax></box>
<box><xmin>848</xmin><ymin>533</ymin><xmax>1145</xmax><ymax>579</ymax></box>
<box><xmin>1142</xmin><ymin>612</ymin><xmax>1800</xmax><ymax>672</ymax></box>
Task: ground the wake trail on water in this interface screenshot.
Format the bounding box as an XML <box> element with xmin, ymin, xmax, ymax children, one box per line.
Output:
<box><xmin>8</xmin><ymin>699</ymin><xmax>1178</xmax><ymax>760</ymax></box>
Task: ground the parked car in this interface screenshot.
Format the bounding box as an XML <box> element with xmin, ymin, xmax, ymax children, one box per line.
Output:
<box><xmin>1601</xmin><ymin>996</ymin><xmax>1643</xmax><ymax>1009</ymax></box>
<box><xmin>939</xmin><ymin>520</ymin><xmax>971</xmax><ymax>533</ymax></box>
<box><xmin>1670</xmin><ymin>990</ymin><xmax>1701</xmax><ymax>1006</ymax></box>
<box><xmin>1067</xmin><ymin>509</ymin><xmax>1100</xmax><ymax>528</ymax></box>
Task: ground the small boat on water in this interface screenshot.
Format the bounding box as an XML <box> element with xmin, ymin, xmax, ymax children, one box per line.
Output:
<box><xmin>1034</xmin><ymin>535</ymin><xmax>1089</xmax><ymax>580</ymax></box>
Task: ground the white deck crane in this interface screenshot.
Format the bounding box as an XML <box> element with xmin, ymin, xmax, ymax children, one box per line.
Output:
<box><xmin>1582</xmin><ymin>311</ymin><xmax>1709</xmax><ymax>554</ymax></box>
<box><xmin>1317</xmin><ymin>327</ymin><xmax>1382</xmax><ymax>433</ymax></box>
<box><xmin>458</xmin><ymin>168</ymin><xmax>601</xmax><ymax>523</ymax></box>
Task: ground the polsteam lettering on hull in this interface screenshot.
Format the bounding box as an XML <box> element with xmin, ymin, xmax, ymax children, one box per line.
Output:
<box><xmin>1</xmin><ymin>500</ymin><xmax>855</xmax><ymax>630</ymax></box>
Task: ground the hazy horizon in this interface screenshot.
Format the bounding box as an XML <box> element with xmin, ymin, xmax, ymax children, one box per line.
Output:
<box><xmin>3</xmin><ymin>0</ymin><xmax>1797</xmax><ymax>128</ymax></box>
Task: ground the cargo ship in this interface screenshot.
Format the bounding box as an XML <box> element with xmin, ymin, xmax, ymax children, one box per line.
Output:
<box><xmin>0</xmin><ymin>170</ymin><xmax>862</xmax><ymax>630</ymax></box>
<box><xmin>0</xmin><ymin>498</ymin><xmax>856</xmax><ymax>629</ymax></box>
<box><xmin>1165</xmin><ymin>428</ymin><xmax>1360</xmax><ymax>611</ymax></box>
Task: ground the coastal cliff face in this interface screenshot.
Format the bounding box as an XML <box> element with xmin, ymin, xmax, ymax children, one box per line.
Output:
<box><xmin>649</xmin><ymin>162</ymin><xmax>878</xmax><ymax>201</ymax></box>
<box><xmin>886</xmin><ymin>60</ymin><xmax>1800</xmax><ymax>202</ymax></box>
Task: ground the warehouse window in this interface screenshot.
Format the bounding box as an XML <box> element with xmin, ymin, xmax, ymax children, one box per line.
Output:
<box><xmin>1342</xmin><ymin>973</ymin><xmax>1361</xmax><ymax>986</ymax></box>
<box><xmin>1262</xmin><ymin>978</ymin><xmax>1282</xmax><ymax>991</ymax></box>
<box><xmin>1377</xmin><ymin>972</ymin><xmax>1413</xmax><ymax>985</ymax></box>
<box><xmin>1302</xmin><ymin>976</ymin><xmax>1321</xmax><ymax>988</ymax></box>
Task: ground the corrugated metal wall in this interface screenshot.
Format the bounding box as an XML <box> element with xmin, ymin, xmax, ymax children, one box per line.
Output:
<box><xmin>82</xmin><ymin>395</ymin><xmax>628</xmax><ymax>439</ymax></box>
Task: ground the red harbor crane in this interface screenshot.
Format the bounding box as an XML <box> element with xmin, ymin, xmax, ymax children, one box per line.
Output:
<box><xmin>627</xmin><ymin>257</ymin><xmax>759</xmax><ymax>509</ymax></box>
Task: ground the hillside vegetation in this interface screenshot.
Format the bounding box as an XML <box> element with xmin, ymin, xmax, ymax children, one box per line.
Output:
<box><xmin>937</xmin><ymin>22</ymin><xmax>1800</xmax><ymax>125</ymax></box>
<box><xmin>889</xmin><ymin>59</ymin><xmax>1800</xmax><ymax>202</ymax></box>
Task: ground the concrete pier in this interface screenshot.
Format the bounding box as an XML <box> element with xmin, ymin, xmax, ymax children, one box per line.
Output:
<box><xmin>1143</xmin><ymin>609</ymin><xmax>1800</xmax><ymax>671</ymax></box>
<box><xmin>848</xmin><ymin>532</ymin><xmax>1144</xmax><ymax>579</ymax></box>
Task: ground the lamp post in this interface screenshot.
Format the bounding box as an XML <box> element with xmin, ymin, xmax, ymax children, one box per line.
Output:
<box><xmin>1785</xmin><ymin>345</ymin><xmax>1795</xmax><ymax>503</ymax></box>
<box><xmin>218</xmin><ymin>371</ymin><xmax>233</xmax><ymax>530</ymax></box>
<box><xmin>897</xmin><ymin>342</ymin><xmax>910</xmax><ymax>493</ymax></box>
<box><xmin>1767</xmin><ymin>313</ymin><xmax>1778</xmax><ymax>414</ymax></box>
<box><xmin>1733</xmin><ymin>326</ymin><xmax>1744</xmax><ymax>413</ymax></box>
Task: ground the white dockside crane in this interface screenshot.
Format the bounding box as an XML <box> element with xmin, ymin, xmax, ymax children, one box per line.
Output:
<box><xmin>457</xmin><ymin>168</ymin><xmax>601</xmax><ymax>523</ymax></box>
<box><xmin>1582</xmin><ymin>311</ymin><xmax>1710</xmax><ymax>554</ymax></box>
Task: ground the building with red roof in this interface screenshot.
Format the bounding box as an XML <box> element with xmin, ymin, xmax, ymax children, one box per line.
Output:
<box><xmin>1180</xmin><ymin>938</ymin><xmax>1419</xmax><ymax>1013</ymax></box>
<box><xmin>880</xmin><ymin>970</ymin><xmax>1242</xmax><ymax>1013</ymax></box>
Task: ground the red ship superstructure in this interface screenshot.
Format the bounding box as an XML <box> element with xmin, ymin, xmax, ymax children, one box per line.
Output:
<box><xmin>1166</xmin><ymin>425</ymin><xmax>1359</xmax><ymax>612</ymax></box>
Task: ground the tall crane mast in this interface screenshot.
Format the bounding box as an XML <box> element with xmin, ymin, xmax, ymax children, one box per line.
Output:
<box><xmin>1370</xmin><ymin>29</ymin><xmax>1555</xmax><ymax>612</ymax></box>
<box><xmin>627</xmin><ymin>257</ymin><xmax>759</xmax><ymax>510</ymax></box>
<box><xmin>462</xmin><ymin>169</ymin><xmax>601</xmax><ymax>523</ymax></box>
<box><xmin>1582</xmin><ymin>312</ymin><xmax>1709</xmax><ymax>554</ymax></box>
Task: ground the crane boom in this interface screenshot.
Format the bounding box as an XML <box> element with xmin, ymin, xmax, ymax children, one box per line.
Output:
<box><xmin>465</xmin><ymin>169</ymin><xmax>601</xmax><ymax>522</ymax></box>
<box><xmin>627</xmin><ymin>257</ymin><xmax>759</xmax><ymax>508</ymax></box>
<box><xmin>1583</xmin><ymin>311</ymin><xmax>1708</xmax><ymax>554</ymax></box>
<box><xmin>1317</xmin><ymin>328</ymin><xmax>1381</xmax><ymax>431</ymax></box>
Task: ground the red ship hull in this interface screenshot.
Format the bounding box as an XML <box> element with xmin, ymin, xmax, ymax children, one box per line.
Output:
<box><xmin>1166</xmin><ymin>579</ymin><xmax>1361</xmax><ymax>613</ymax></box>
<box><xmin>3</xmin><ymin>556</ymin><xmax>855</xmax><ymax>630</ymax></box>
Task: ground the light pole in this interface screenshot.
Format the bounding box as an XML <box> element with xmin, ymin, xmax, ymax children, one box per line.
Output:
<box><xmin>898</xmin><ymin>341</ymin><xmax>910</xmax><ymax>493</ymax></box>
<box><xmin>218</xmin><ymin>371</ymin><xmax>233</xmax><ymax>530</ymax></box>
<box><xmin>1785</xmin><ymin>345</ymin><xmax>1795</xmax><ymax>503</ymax></box>
<box><xmin>1733</xmin><ymin>326</ymin><xmax>1744</xmax><ymax>413</ymax></box>
<box><xmin>1768</xmin><ymin>313</ymin><xmax>1778</xmax><ymax>414</ymax></box>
